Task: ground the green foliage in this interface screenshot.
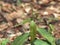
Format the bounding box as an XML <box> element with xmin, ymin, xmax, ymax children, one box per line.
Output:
<box><xmin>17</xmin><ymin>0</ymin><xmax>21</xmax><ymax>6</ymax></box>
<box><xmin>30</xmin><ymin>21</ymin><xmax>37</xmax><ymax>42</ymax></box>
<box><xmin>0</xmin><ymin>39</ymin><xmax>9</xmax><ymax>45</ymax></box>
<box><xmin>11</xmin><ymin>21</ymin><xmax>56</xmax><ymax>45</ymax></box>
<box><xmin>22</xmin><ymin>18</ymin><xmax>31</xmax><ymax>24</ymax></box>
<box><xmin>11</xmin><ymin>33</ymin><xmax>29</xmax><ymax>45</ymax></box>
<box><xmin>37</xmin><ymin>28</ymin><xmax>56</xmax><ymax>45</ymax></box>
<box><xmin>1</xmin><ymin>39</ymin><xmax>9</xmax><ymax>45</ymax></box>
<box><xmin>14</xmin><ymin>18</ymin><xmax>31</xmax><ymax>27</ymax></box>
<box><xmin>49</xmin><ymin>24</ymin><xmax>55</xmax><ymax>31</ymax></box>
<box><xmin>34</xmin><ymin>39</ymin><xmax>49</xmax><ymax>45</ymax></box>
<box><xmin>0</xmin><ymin>19</ymin><xmax>56</xmax><ymax>45</ymax></box>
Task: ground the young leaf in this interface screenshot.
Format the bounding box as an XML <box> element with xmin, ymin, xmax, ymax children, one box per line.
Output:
<box><xmin>30</xmin><ymin>21</ymin><xmax>37</xmax><ymax>42</ymax></box>
<box><xmin>11</xmin><ymin>33</ymin><xmax>29</xmax><ymax>45</ymax></box>
<box><xmin>37</xmin><ymin>28</ymin><xmax>56</xmax><ymax>45</ymax></box>
<box><xmin>34</xmin><ymin>39</ymin><xmax>49</xmax><ymax>45</ymax></box>
<box><xmin>49</xmin><ymin>24</ymin><xmax>54</xmax><ymax>31</ymax></box>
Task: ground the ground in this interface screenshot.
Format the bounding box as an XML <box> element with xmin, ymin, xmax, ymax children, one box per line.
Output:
<box><xmin>0</xmin><ymin>0</ymin><xmax>60</xmax><ymax>45</ymax></box>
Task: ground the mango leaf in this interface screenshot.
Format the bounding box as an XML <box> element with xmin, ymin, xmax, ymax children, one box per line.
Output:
<box><xmin>37</xmin><ymin>28</ymin><xmax>56</xmax><ymax>45</ymax></box>
<box><xmin>34</xmin><ymin>39</ymin><xmax>49</xmax><ymax>45</ymax></box>
<box><xmin>30</xmin><ymin>21</ymin><xmax>37</xmax><ymax>42</ymax></box>
<box><xmin>11</xmin><ymin>33</ymin><xmax>29</xmax><ymax>45</ymax></box>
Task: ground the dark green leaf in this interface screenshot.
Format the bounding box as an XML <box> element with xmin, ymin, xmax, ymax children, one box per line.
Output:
<box><xmin>11</xmin><ymin>33</ymin><xmax>29</xmax><ymax>45</ymax></box>
<box><xmin>34</xmin><ymin>39</ymin><xmax>49</xmax><ymax>45</ymax></box>
<box><xmin>37</xmin><ymin>28</ymin><xmax>56</xmax><ymax>45</ymax></box>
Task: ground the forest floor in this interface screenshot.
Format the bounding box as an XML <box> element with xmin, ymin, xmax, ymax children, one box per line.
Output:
<box><xmin>0</xmin><ymin>0</ymin><xmax>60</xmax><ymax>45</ymax></box>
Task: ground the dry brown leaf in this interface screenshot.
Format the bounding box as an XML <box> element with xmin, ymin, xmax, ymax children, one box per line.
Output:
<box><xmin>0</xmin><ymin>23</ymin><xmax>8</xmax><ymax>31</ymax></box>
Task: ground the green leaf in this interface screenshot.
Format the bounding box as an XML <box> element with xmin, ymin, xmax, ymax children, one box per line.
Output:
<box><xmin>34</xmin><ymin>39</ymin><xmax>49</xmax><ymax>45</ymax></box>
<box><xmin>14</xmin><ymin>18</ymin><xmax>31</xmax><ymax>27</ymax></box>
<box><xmin>1</xmin><ymin>39</ymin><xmax>9</xmax><ymax>45</ymax></box>
<box><xmin>49</xmin><ymin>24</ymin><xmax>54</xmax><ymax>31</ymax></box>
<box><xmin>22</xmin><ymin>18</ymin><xmax>31</xmax><ymax>24</ymax></box>
<box><xmin>11</xmin><ymin>33</ymin><xmax>29</xmax><ymax>45</ymax></box>
<box><xmin>30</xmin><ymin>21</ymin><xmax>37</xmax><ymax>42</ymax></box>
<box><xmin>37</xmin><ymin>28</ymin><xmax>56</xmax><ymax>45</ymax></box>
<box><xmin>17</xmin><ymin>0</ymin><xmax>21</xmax><ymax>6</ymax></box>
